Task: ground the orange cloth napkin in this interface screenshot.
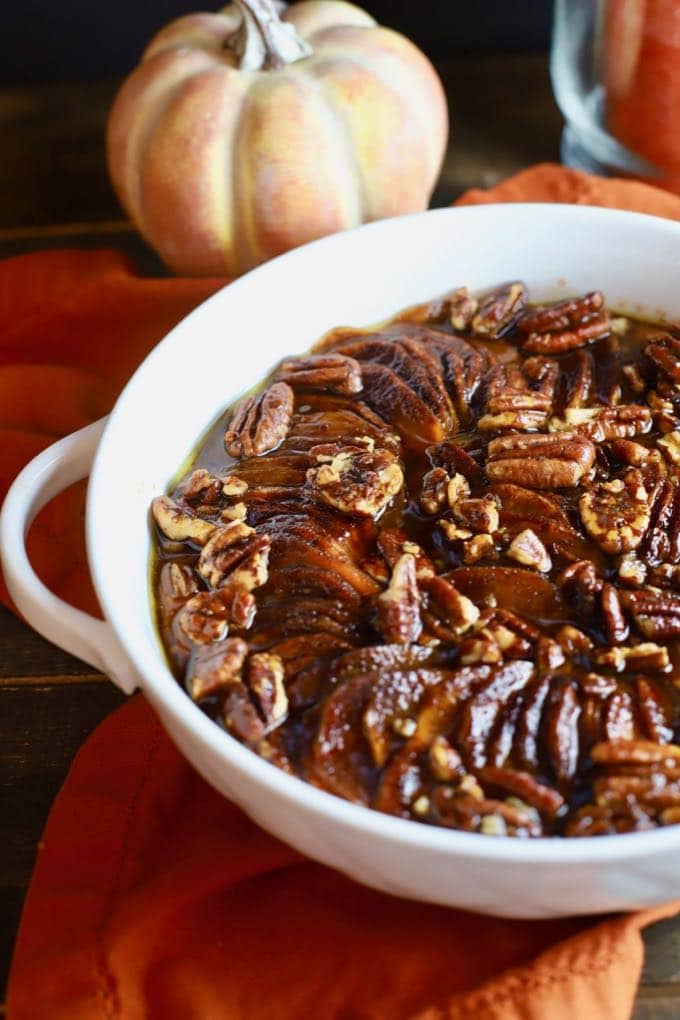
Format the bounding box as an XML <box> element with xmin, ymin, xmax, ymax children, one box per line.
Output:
<box><xmin>5</xmin><ymin>163</ymin><xmax>680</xmax><ymax>1019</ymax></box>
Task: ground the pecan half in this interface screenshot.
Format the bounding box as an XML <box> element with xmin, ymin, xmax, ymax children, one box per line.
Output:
<box><xmin>376</xmin><ymin>553</ymin><xmax>422</xmax><ymax>644</ymax></box>
<box><xmin>225</xmin><ymin>381</ymin><xmax>294</xmax><ymax>459</ymax></box>
<box><xmin>516</xmin><ymin>291</ymin><xmax>605</xmax><ymax>335</ymax></box>
<box><xmin>487</xmin><ymin>433</ymin><xmax>596</xmax><ymax>489</ymax></box>
<box><xmin>276</xmin><ymin>353</ymin><xmax>362</xmax><ymax>395</ymax></box>
<box><xmin>478</xmin><ymin>360</ymin><xmax>557</xmax><ymax>432</ymax></box>
<box><xmin>306</xmin><ymin>443</ymin><xmax>403</xmax><ymax>517</ymax></box>
<box><xmin>579</xmin><ymin>470</ymin><xmax>652</xmax><ymax>555</ymax></box>
<box><xmin>522</xmin><ymin>313</ymin><xmax>610</xmax><ymax>354</ymax></box>
<box><xmin>549</xmin><ymin>404</ymin><xmax>651</xmax><ymax>441</ymax></box>
<box><xmin>175</xmin><ymin>588</ymin><xmax>257</xmax><ymax>645</ymax></box>
<box><xmin>197</xmin><ymin>521</ymin><xmax>270</xmax><ymax>591</ymax></box>
<box><xmin>621</xmin><ymin>589</ymin><xmax>680</xmax><ymax>640</ymax></box>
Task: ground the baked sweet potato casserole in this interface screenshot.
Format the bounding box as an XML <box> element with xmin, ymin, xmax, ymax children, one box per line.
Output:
<box><xmin>151</xmin><ymin>282</ymin><xmax>680</xmax><ymax>837</ymax></box>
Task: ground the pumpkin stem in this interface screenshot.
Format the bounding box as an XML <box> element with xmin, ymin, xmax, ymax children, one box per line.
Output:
<box><xmin>227</xmin><ymin>0</ymin><xmax>312</xmax><ymax>70</ymax></box>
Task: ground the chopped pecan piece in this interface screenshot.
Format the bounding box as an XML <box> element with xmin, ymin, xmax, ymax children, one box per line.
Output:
<box><xmin>177</xmin><ymin>468</ymin><xmax>223</xmax><ymax>513</ymax></box>
<box><xmin>306</xmin><ymin>443</ymin><xmax>403</xmax><ymax>517</ymax></box>
<box><xmin>448</xmin><ymin>287</ymin><xmax>478</xmax><ymax>330</ymax></box>
<box><xmin>487</xmin><ymin>433</ymin><xmax>596</xmax><ymax>489</ymax></box>
<box><xmin>276</xmin><ymin>353</ymin><xmax>362</xmax><ymax>395</ymax></box>
<box><xmin>618</xmin><ymin>555</ymin><xmax>647</xmax><ymax>586</ymax></box>
<box><xmin>221</xmin><ymin>502</ymin><xmax>247</xmax><ymax>522</ymax></box>
<box><xmin>646</xmin><ymin>333</ymin><xmax>680</xmax><ymax>393</ymax></box>
<box><xmin>377</xmin><ymin>528</ymin><xmax>435</xmax><ymax>579</ymax></box>
<box><xmin>187</xmin><ymin>637</ymin><xmax>249</xmax><ymax>701</ymax></box>
<box><xmin>439</xmin><ymin>520</ymin><xmax>473</xmax><ymax>543</ymax></box>
<box><xmin>151</xmin><ymin>496</ymin><xmax>217</xmax><ymax>546</ymax></box>
<box><xmin>198</xmin><ymin>521</ymin><xmax>270</xmax><ymax>591</ymax></box>
<box><xmin>225</xmin><ymin>381</ymin><xmax>294</xmax><ymax>459</ymax></box>
<box><xmin>594</xmin><ymin>642</ymin><xmax>670</xmax><ymax>673</ymax></box>
<box><xmin>420</xmin><ymin>466</ymin><xmax>449</xmax><ymax>515</ymax></box>
<box><xmin>648</xmin><ymin>389</ymin><xmax>680</xmax><ymax>433</ymax></box>
<box><xmin>506</xmin><ymin>529</ymin><xmax>551</xmax><ymax>573</ymax></box>
<box><xmin>658</xmin><ymin>431</ymin><xmax>680</xmax><ymax>465</ymax></box>
<box><xmin>462</xmin><ymin>534</ymin><xmax>495</xmax><ymax>564</ymax></box>
<box><xmin>248</xmin><ymin>652</ymin><xmax>288</xmax><ymax>729</ymax></box>
<box><xmin>428</xmin><ymin>735</ymin><xmax>464</xmax><ymax>781</ymax></box>
<box><xmin>376</xmin><ymin>554</ymin><xmax>422</xmax><ymax>644</ymax></box>
<box><xmin>158</xmin><ymin>561</ymin><xmax>199</xmax><ymax>607</ymax></box>
<box><xmin>453</xmin><ymin>495</ymin><xmax>500</xmax><ymax>534</ymax></box>
<box><xmin>221</xmin><ymin>474</ymin><xmax>248</xmax><ymax>497</ymax></box>
<box><xmin>579</xmin><ymin>470</ymin><xmax>652</xmax><ymax>555</ymax></box>
<box><xmin>471</xmin><ymin>281</ymin><xmax>527</xmax><ymax>338</ymax></box>
<box><xmin>419</xmin><ymin>575</ymin><xmax>479</xmax><ymax>640</ymax></box>
<box><xmin>446</xmin><ymin>472</ymin><xmax>471</xmax><ymax>509</ymax></box>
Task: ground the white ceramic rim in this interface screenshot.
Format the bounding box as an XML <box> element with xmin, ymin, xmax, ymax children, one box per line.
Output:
<box><xmin>88</xmin><ymin>202</ymin><xmax>680</xmax><ymax>866</ymax></box>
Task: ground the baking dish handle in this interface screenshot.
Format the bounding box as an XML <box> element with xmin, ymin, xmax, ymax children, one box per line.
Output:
<box><xmin>0</xmin><ymin>417</ymin><xmax>138</xmax><ymax>694</ymax></box>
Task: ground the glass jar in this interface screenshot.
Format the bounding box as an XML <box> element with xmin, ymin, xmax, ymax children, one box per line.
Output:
<box><xmin>551</xmin><ymin>0</ymin><xmax>680</xmax><ymax>191</ymax></box>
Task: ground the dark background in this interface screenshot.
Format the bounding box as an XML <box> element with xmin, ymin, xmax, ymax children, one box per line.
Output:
<box><xmin>1</xmin><ymin>1</ymin><xmax>551</xmax><ymax>84</ymax></box>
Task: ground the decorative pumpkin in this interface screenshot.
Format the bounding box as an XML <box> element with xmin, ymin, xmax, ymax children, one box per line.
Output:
<box><xmin>106</xmin><ymin>0</ymin><xmax>448</xmax><ymax>276</ymax></box>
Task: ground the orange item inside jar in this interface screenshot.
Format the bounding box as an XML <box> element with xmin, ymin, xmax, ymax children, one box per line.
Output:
<box><xmin>605</xmin><ymin>0</ymin><xmax>680</xmax><ymax>191</ymax></box>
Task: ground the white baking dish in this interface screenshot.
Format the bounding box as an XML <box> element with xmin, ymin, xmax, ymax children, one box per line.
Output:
<box><xmin>4</xmin><ymin>203</ymin><xmax>680</xmax><ymax>918</ymax></box>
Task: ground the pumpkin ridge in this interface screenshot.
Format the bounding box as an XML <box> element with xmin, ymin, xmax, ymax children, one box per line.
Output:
<box><xmin>107</xmin><ymin>50</ymin><xmax>219</xmax><ymax>231</ymax></box>
<box><xmin>234</xmin><ymin>69</ymin><xmax>363</xmax><ymax>269</ymax></box>
<box><xmin>308</xmin><ymin>25</ymin><xmax>447</xmax><ymax>189</ymax></box>
<box><xmin>294</xmin><ymin>63</ymin><xmax>368</xmax><ymax>225</ymax></box>
<box><xmin>135</xmin><ymin>67</ymin><xmax>222</xmax><ymax>242</ymax></box>
<box><xmin>141</xmin><ymin>66</ymin><xmax>250</xmax><ymax>274</ymax></box>
<box><xmin>229</xmin><ymin>84</ymin><xmax>261</xmax><ymax>274</ymax></box>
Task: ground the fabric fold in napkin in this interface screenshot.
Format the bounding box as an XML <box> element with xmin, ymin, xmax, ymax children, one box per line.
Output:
<box><xmin>6</xmin><ymin>164</ymin><xmax>680</xmax><ymax>1019</ymax></box>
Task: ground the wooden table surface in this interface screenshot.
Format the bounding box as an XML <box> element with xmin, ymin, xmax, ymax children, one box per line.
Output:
<box><xmin>2</xmin><ymin>54</ymin><xmax>680</xmax><ymax>1017</ymax></box>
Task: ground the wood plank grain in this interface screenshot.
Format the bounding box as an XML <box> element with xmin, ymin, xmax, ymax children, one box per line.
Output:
<box><xmin>0</xmin><ymin>605</ymin><xmax>98</xmax><ymax>680</ymax></box>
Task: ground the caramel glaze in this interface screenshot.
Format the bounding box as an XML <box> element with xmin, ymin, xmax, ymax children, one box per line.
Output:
<box><xmin>152</xmin><ymin>285</ymin><xmax>680</xmax><ymax>838</ymax></box>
